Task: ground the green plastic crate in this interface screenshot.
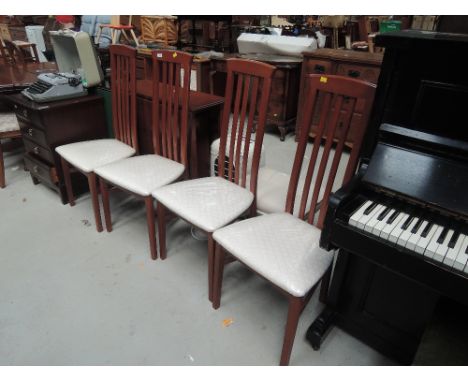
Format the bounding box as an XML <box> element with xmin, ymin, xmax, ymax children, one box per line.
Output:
<box><xmin>380</xmin><ymin>20</ymin><xmax>402</xmax><ymax>33</ymax></box>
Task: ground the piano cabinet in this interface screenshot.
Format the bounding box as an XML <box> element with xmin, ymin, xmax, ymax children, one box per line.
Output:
<box><xmin>308</xmin><ymin>249</ymin><xmax>440</xmax><ymax>364</ymax></box>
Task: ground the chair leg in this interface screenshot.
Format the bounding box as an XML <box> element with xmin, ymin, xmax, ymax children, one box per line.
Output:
<box><xmin>87</xmin><ymin>172</ymin><xmax>103</xmax><ymax>233</ymax></box>
<box><xmin>319</xmin><ymin>263</ymin><xmax>333</xmax><ymax>304</ymax></box>
<box><xmin>280</xmin><ymin>296</ymin><xmax>304</xmax><ymax>366</ymax></box>
<box><xmin>145</xmin><ymin>196</ymin><xmax>157</xmax><ymax>260</ymax></box>
<box><xmin>207</xmin><ymin>233</ymin><xmax>215</xmax><ymax>302</ymax></box>
<box><xmin>99</xmin><ymin>177</ymin><xmax>112</xmax><ymax>232</ymax></box>
<box><xmin>157</xmin><ymin>202</ymin><xmax>167</xmax><ymax>260</ymax></box>
<box><xmin>212</xmin><ymin>242</ymin><xmax>226</xmax><ymax>309</ymax></box>
<box><xmin>60</xmin><ymin>157</ymin><xmax>75</xmax><ymax>206</ymax></box>
<box><xmin>0</xmin><ymin>141</ymin><xmax>5</xmax><ymax>188</ymax></box>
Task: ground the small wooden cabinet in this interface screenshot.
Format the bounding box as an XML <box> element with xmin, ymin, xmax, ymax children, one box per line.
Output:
<box><xmin>296</xmin><ymin>48</ymin><xmax>383</xmax><ymax>144</ymax></box>
<box><xmin>8</xmin><ymin>93</ymin><xmax>107</xmax><ymax>204</ymax></box>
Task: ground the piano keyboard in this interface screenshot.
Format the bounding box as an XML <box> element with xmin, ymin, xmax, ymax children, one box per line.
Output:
<box><xmin>349</xmin><ymin>200</ymin><xmax>468</xmax><ymax>274</ymax></box>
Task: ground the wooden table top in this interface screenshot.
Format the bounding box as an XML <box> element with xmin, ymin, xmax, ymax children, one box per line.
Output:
<box><xmin>136</xmin><ymin>79</ymin><xmax>224</xmax><ymax>113</ymax></box>
<box><xmin>0</xmin><ymin>62</ymin><xmax>57</xmax><ymax>92</ymax></box>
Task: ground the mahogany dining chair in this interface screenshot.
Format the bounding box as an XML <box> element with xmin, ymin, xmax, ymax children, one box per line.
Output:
<box><xmin>56</xmin><ymin>44</ymin><xmax>138</xmax><ymax>232</ymax></box>
<box><xmin>211</xmin><ymin>74</ymin><xmax>377</xmax><ymax>365</ymax></box>
<box><xmin>95</xmin><ymin>50</ymin><xmax>193</xmax><ymax>260</ymax></box>
<box><xmin>152</xmin><ymin>58</ymin><xmax>275</xmax><ymax>301</ymax></box>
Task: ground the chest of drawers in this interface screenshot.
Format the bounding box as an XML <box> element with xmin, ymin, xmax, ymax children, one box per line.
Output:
<box><xmin>8</xmin><ymin>93</ymin><xmax>107</xmax><ymax>203</ymax></box>
<box><xmin>296</xmin><ymin>49</ymin><xmax>383</xmax><ymax>145</ymax></box>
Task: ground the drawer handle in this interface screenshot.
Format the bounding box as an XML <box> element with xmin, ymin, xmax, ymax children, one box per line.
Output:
<box><xmin>314</xmin><ymin>64</ymin><xmax>326</xmax><ymax>73</ymax></box>
<box><xmin>33</xmin><ymin>147</ymin><xmax>40</xmax><ymax>155</ymax></box>
<box><xmin>28</xmin><ymin>128</ymin><xmax>33</xmax><ymax>136</ymax></box>
<box><xmin>33</xmin><ymin>165</ymin><xmax>39</xmax><ymax>173</ymax></box>
<box><xmin>348</xmin><ymin>70</ymin><xmax>360</xmax><ymax>78</ymax></box>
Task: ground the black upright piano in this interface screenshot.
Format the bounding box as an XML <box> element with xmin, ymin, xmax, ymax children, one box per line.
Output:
<box><xmin>307</xmin><ymin>30</ymin><xmax>468</xmax><ymax>364</ymax></box>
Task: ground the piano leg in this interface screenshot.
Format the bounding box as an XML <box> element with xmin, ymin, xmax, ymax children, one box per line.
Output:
<box><xmin>306</xmin><ymin>307</ymin><xmax>336</xmax><ymax>350</ymax></box>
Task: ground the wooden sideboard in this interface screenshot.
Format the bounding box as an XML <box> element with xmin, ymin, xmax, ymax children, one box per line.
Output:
<box><xmin>296</xmin><ymin>48</ymin><xmax>383</xmax><ymax>145</ymax></box>
<box><xmin>7</xmin><ymin>93</ymin><xmax>107</xmax><ymax>203</ymax></box>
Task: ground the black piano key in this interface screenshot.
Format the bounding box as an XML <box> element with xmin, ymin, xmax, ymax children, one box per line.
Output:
<box><xmin>411</xmin><ymin>218</ymin><xmax>424</xmax><ymax>234</ymax></box>
<box><xmin>377</xmin><ymin>206</ymin><xmax>391</xmax><ymax>221</ymax></box>
<box><xmin>465</xmin><ymin>244</ymin><xmax>468</xmax><ymax>254</ymax></box>
<box><xmin>448</xmin><ymin>231</ymin><xmax>460</xmax><ymax>249</ymax></box>
<box><xmin>421</xmin><ymin>222</ymin><xmax>433</xmax><ymax>238</ymax></box>
<box><xmin>437</xmin><ymin>227</ymin><xmax>449</xmax><ymax>244</ymax></box>
<box><xmin>401</xmin><ymin>215</ymin><xmax>414</xmax><ymax>230</ymax></box>
<box><xmin>386</xmin><ymin>210</ymin><xmax>400</xmax><ymax>224</ymax></box>
<box><xmin>363</xmin><ymin>202</ymin><xmax>378</xmax><ymax>216</ymax></box>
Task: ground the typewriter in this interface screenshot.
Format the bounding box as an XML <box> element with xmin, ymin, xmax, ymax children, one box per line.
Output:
<box><xmin>22</xmin><ymin>30</ymin><xmax>103</xmax><ymax>103</ymax></box>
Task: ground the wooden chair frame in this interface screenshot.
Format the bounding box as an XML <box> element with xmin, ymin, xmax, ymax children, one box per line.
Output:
<box><xmin>211</xmin><ymin>74</ymin><xmax>377</xmax><ymax>365</ymax></box>
<box><xmin>60</xmin><ymin>45</ymin><xmax>138</xmax><ymax>232</ymax></box>
<box><xmin>99</xmin><ymin>50</ymin><xmax>193</xmax><ymax>260</ymax></box>
<box><xmin>156</xmin><ymin>58</ymin><xmax>275</xmax><ymax>301</ymax></box>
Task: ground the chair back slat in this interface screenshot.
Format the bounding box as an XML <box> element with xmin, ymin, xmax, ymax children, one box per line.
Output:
<box><xmin>217</xmin><ymin>59</ymin><xmax>275</xmax><ymax>202</ymax></box>
<box><xmin>285</xmin><ymin>74</ymin><xmax>376</xmax><ymax>228</ymax></box>
<box><xmin>240</xmin><ymin>76</ymin><xmax>259</xmax><ymax>188</ymax></box>
<box><xmin>110</xmin><ymin>45</ymin><xmax>138</xmax><ymax>152</ymax></box>
<box><xmin>151</xmin><ymin>50</ymin><xmax>192</xmax><ymax>167</ymax></box>
<box><xmin>234</xmin><ymin>75</ymin><xmax>251</xmax><ymax>184</ymax></box>
<box><xmin>295</xmin><ymin>92</ymin><xmax>332</xmax><ymax>219</ymax></box>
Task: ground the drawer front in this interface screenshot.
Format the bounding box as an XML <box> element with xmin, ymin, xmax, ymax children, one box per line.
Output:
<box><xmin>23</xmin><ymin>136</ymin><xmax>54</xmax><ymax>164</ymax></box>
<box><xmin>304</xmin><ymin>59</ymin><xmax>333</xmax><ymax>75</ymax></box>
<box><xmin>19</xmin><ymin>122</ymin><xmax>48</xmax><ymax>147</ymax></box>
<box><xmin>336</xmin><ymin>63</ymin><xmax>380</xmax><ymax>84</ymax></box>
<box><xmin>13</xmin><ymin>104</ymin><xmax>43</xmax><ymax>127</ymax></box>
<box><xmin>24</xmin><ymin>154</ymin><xmax>58</xmax><ymax>186</ymax></box>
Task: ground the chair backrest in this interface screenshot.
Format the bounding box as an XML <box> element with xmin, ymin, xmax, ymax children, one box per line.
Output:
<box><xmin>3</xmin><ymin>40</ymin><xmax>25</xmax><ymax>64</ymax></box>
<box><xmin>286</xmin><ymin>74</ymin><xmax>376</xmax><ymax>229</ymax></box>
<box><xmin>151</xmin><ymin>50</ymin><xmax>193</xmax><ymax>166</ymax></box>
<box><xmin>217</xmin><ymin>58</ymin><xmax>275</xmax><ymax>199</ymax></box>
<box><xmin>110</xmin><ymin>44</ymin><xmax>138</xmax><ymax>152</ymax></box>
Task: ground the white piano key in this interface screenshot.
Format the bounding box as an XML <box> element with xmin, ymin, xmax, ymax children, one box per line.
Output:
<box><xmin>444</xmin><ymin>233</ymin><xmax>465</xmax><ymax>268</ymax></box>
<box><xmin>415</xmin><ymin>224</ymin><xmax>439</xmax><ymax>255</ymax></box>
<box><xmin>349</xmin><ymin>200</ymin><xmax>372</xmax><ymax>227</ymax></box>
<box><xmin>397</xmin><ymin>217</ymin><xmax>419</xmax><ymax>247</ymax></box>
<box><xmin>388</xmin><ymin>213</ymin><xmax>410</xmax><ymax>243</ymax></box>
<box><xmin>372</xmin><ymin>208</ymin><xmax>395</xmax><ymax>237</ymax></box>
<box><xmin>380</xmin><ymin>212</ymin><xmax>406</xmax><ymax>241</ymax></box>
<box><xmin>364</xmin><ymin>204</ymin><xmax>386</xmax><ymax>233</ymax></box>
<box><xmin>405</xmin><ymin>220</ymin><xmax>429</xmax><ymax>252</ymax></box>
<box><xmin>432</xmin><ymin>229</ymin><xmax>454</xmax><ymax>263</ymax></box>
<box><xmin>357</xmin><ymin>202</ymin><xmax>381</xmax><ymax>230</ymax></box>
<box><xmin>423</xmin><ymin>225</ymin><xmax>444</xmax><ymax>259</ymax></box>
<box><xmin>453</xmin><ymin>235</ymin><xmax>468</xmax><ymax>272</ymax></box>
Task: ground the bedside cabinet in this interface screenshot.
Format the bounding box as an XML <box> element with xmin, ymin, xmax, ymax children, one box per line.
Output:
<box><xmin>8</xmin><ymin>94</ymin><xmax>107</xmax><ymax>204</ymax></box>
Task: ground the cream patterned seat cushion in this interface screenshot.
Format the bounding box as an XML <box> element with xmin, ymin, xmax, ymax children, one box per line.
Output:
<box><xmin>55</xmin><ymin>139</ymin><xmax>136</xmax><ymax>173</ymax></box>
<box><xmin>0</xmin><ymin>113</ymin><xmax>20</xmax><ymax>133</ymax></box>
<box><xmin>152</xmin><ymin>176</ymin><xmax>254</xmax><ymax>233</ymax></box>
<box><xmin>95</xmin><ymin>154</ymin><xmax>185</xmax><ymax>196</ymax></box>
<box><xmin>213</xmin><ymin>212</ymin><xmax>333</xmax><ymax>297</ymax></box>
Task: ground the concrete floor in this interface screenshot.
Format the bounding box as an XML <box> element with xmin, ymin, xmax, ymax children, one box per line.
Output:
<box><xmin>0</xmin><ymin>131</ymin><xmax>396</xmax><ymax>365</ymax></box>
